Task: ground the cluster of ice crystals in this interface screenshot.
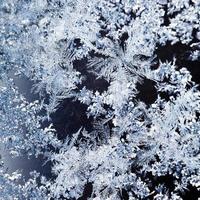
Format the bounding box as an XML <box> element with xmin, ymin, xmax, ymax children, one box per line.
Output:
<box><xmin>0</xmin><ymin>0</ymin><xmax>200</xmax><ymax>199</ymax></box>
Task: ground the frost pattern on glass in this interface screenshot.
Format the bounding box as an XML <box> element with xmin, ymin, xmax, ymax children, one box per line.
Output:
<box><xmin>0</xmin><ymin>0</ymin><xmax>200</xmax><ymax>199</ymax></box>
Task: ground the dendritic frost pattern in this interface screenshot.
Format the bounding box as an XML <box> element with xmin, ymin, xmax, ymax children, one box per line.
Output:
<box><xmin>0</xmin><ymin>0</ymin><xmax>200</xmax><ymax>199</ymax></box>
